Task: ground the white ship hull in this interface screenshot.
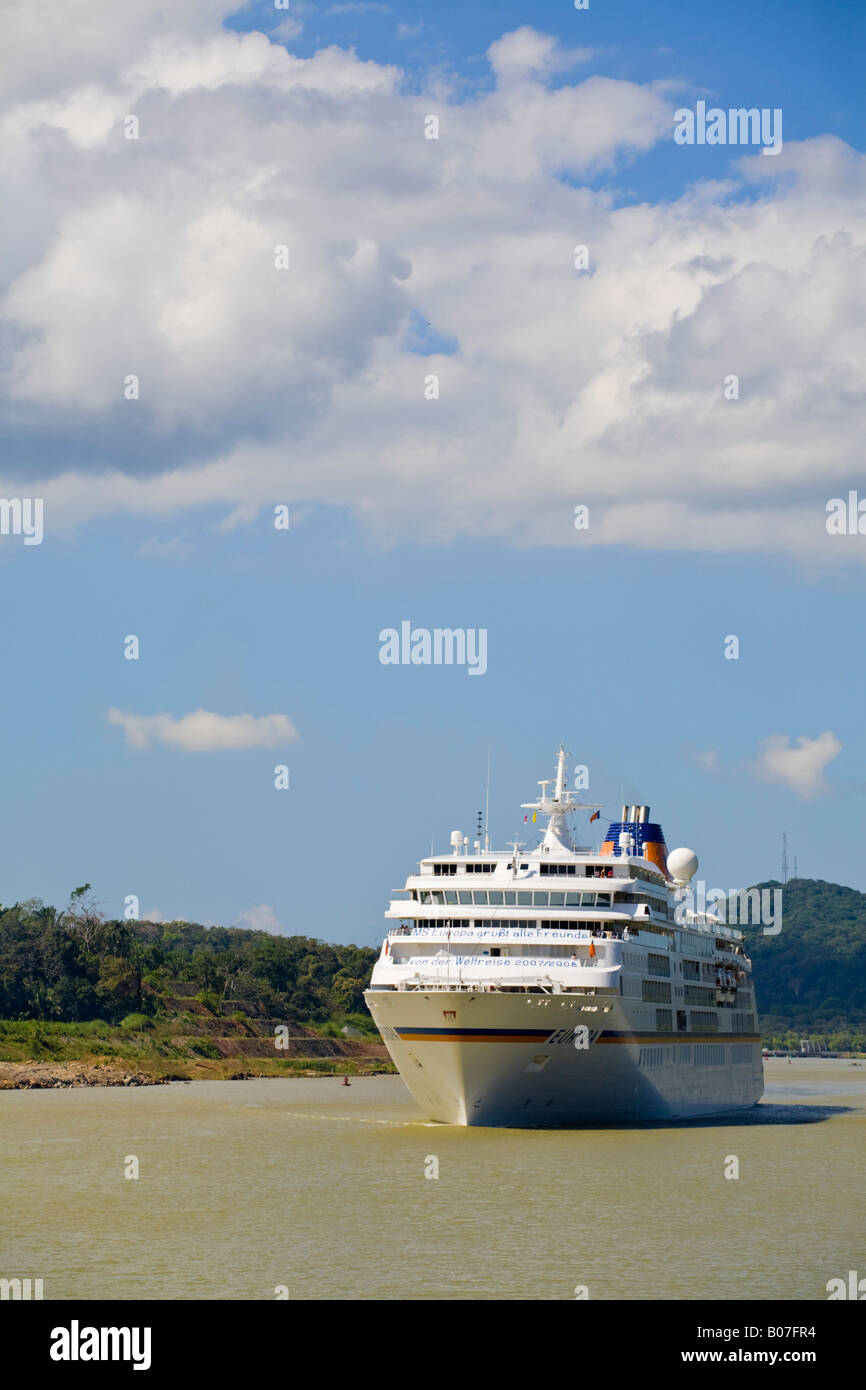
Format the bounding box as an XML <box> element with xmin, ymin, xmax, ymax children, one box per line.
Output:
<box><xmin>366</xmin><ymin>989</ymin><xmax>763</xmax><ymax>1127</ymax></box>
<box><xmin>365</xmin><ymin>746</ymin><xmax>764</xmax><ymax>1128</ymax></box>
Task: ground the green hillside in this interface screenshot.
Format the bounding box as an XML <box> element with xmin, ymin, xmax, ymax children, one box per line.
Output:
<box><xmin>743</xmin><ymin>878</ymin><xmax>866</xmax><ymax>1049</ymax></box>
<box><xmin>0</xmin><ymin>888</ymin><xmax>378</xmax><ymax>1030</ymax></box>
<box><xmin>0</xmin><ymin>888</ymin><xmax>387</xmax><ymax>1079</ymax></box>
<box><xmin>2</xmin><ymin>877</ymin><xmax>866</xmax><ymax>1055</ymax></box>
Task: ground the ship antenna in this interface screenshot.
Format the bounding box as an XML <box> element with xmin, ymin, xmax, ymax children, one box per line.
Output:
<box><xmin>554</xmin><ymin>743</ymin><xmax>567</xmax><ymax>802</ymax></box>
<box><xmin>521</xmin><ymin>745</ymin><xmax>602</xmax><ymax>852</ymax></box>
<box><xmin>485</xmin><ymin>749</ymin><xmax>491</xmax><ymax>851</ymax></box>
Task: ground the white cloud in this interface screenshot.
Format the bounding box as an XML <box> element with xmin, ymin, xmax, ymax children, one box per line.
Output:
<box><xmin>216</xmin><ymin>501</ymin><xmax>261</xmax><ymax>532</ymax></box>
<box><xmin>486</xmin><ymin>26</ymin><xmax>593</xmax><ymax>83</ymax></box>
<box><xmin>753</xmin><ymin>732</ymin><xmax>842</xmax><ymax>799</ymax></box>
<box><xmin>107</xmin><ymin>708</ymin><xmax>299</xmax><ymax>750</ymax></box>
<box><xmin>1</xmin><ymin>11</ymin><xmax>865</xmax><ymax>562</ymax></box>
<box><xmin>695</xmin><ymin>749</ymin><xmax>720</xmax><ymax>773</ymax></box>
<box><xmin>236</xmin><ymin>903</ymin><xmax>284</xmax><ymax>934</ymax></box>
<box><xmin>271</xmin><ymin>17</ymin><xmax>304</xmax><ymax>44</ymax></box>
<box><xmin>0</xmin><ymin>0</ymin><xmax>236</xmax><ymax>106</ymax></box>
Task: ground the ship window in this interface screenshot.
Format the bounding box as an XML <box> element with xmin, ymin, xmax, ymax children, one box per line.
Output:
<box><xmin>684</xmin><ymin>984</ymin><xmax>716</xmax><ymax>1005</ymax></box>
<box><xmin>444</xmin><ymin>891</ymin><xmax>457</xmax><ymax>905</ymax></box>
<box><xmin>565</xmin><ymin>892</ymin><xmax>581</xmax><ymax>907</ymax></box>
<box><xmin>595</xmin><ymin>893</ymin><xmax>611</xmax><ymax>907</ymax></box>
<box><xmin>458</xmin><ymin>892</ymin><xmax>472</xmax><ymax>905</ymax></box>
<box><xmin>677</xmin><ymin>1010</ymin><xmax>687</xmax><ymax>1032</ymax></box>
<box><xmin>549</xmin><ymin>892</ymin><xmax>564</xmax><ymax>907</ymax></box>
<box><xmin>647</xmin><ymin>953</ymin><xmax>670</xmax><ymax>978</ymax></box>
<box><xmin>533</xmin><ymin>892</ymin><xmax>548</xmax><ymax>907</ymax></box>
<box><xmin>488</xmin><ymin>891</ymin><xmax>503</xmax><ymax>905</ymax></box>
<box><xmin>504</xmin><ymin>891</ymin><xmax>516</xmax><ymax>906</ymax></box>
<box><xmin>517</xmin><ymin>892</ymin><xmax>532</xmax><ymax>906</ymax></box>
<box><xmin>472</xmin><ymin>891</ymin><xmax>488</xmax><ymax>905</ymax></box>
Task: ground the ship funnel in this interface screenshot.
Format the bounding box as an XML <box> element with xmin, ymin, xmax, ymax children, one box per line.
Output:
<box><xmin>601</xmin><ymin>811</ymin><xmax>669</xmax><ymax>875</ymax></box>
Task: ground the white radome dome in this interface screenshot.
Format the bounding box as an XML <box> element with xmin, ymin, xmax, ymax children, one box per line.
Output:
<box><xmin>667</xmin><ymin>847</ymin><xmax>699</xmax><ymax>882</ymax></box>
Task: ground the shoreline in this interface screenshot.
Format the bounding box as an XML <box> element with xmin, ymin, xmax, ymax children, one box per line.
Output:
<box><xmin>0</xmin><ymin>1059</ymin><xmax>395</xmax><ymax>1090</ymax></box>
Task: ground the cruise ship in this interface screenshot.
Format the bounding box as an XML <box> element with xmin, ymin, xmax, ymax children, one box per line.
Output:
<box><xmin>365</xmin><ymin>747</ymin><xmax>763</xmax><ymax>1126</ymax></box>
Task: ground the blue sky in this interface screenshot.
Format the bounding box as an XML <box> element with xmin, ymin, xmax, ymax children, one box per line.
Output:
<box><xmin>1</xmin><ymin>0</ymin><xmax>864</xmax><ymax>943</ymax></box>
<box><xmin>2</xmin><ymin>507</ymin><xmax>865</xmax><ymax>943</ymax></box>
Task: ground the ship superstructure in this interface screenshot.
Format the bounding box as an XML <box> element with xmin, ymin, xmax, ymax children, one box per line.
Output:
<box><xmin>365</xmin><ymin>747</ymin><xmax>763</xmax><ymax>1126</ymax></box>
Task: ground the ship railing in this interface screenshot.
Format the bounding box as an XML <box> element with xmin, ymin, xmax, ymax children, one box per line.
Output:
<box><xmin>394</xmin><ymin>974</ymin><xmax>614</xmax><ymax>994</ymax></box>
<box><xmin>387</xmin><ymin>954</ymin><xmax>616</xmax><ymax>975</ymax></box>
<box><xmin>395</xmin><ymin>981</ymin><xmax>571</xmax><ymax>994</ymax></box>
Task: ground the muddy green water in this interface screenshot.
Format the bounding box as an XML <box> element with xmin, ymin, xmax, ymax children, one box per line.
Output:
<box><xmin>1</xmin><ymin>1060</ymin><xmax>863</xmax><ymax>1300</ymax></box>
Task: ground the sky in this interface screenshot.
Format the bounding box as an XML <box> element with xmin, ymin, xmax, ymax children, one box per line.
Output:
<box><xmin>1</xmin><ymin>0</ymin><xmax>864</xmax><ymax>945</ymax></box>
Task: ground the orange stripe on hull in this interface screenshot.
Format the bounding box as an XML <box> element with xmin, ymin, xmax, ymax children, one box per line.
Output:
<box><xmin>396</xmin><ymin>1033</ymin><xmax>542</xmax><ymax>1044</ymax></box>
